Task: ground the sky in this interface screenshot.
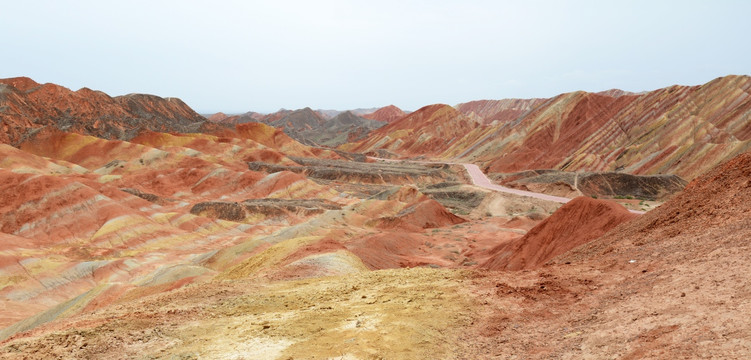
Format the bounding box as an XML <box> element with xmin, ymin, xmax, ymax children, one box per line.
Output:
<box><xmin>2</xmin><ymin>0</ymin><xmax>750</xmax><ymax>113</ymax></box>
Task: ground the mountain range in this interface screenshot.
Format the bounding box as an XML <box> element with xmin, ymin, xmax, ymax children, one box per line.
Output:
<box><xmin>1</xmin><ymin>75</ymin><xmax>750</xmax><ymax>358</ymax></box>
<box><xmin>345</xmin><ymin>75</ymin><xmax>751</xmax><ymax>181</ymax></box>
<box><xmin>0</xmin><ymin>77</ymin><xmax>210</xmax><ymax>146</ymax></box>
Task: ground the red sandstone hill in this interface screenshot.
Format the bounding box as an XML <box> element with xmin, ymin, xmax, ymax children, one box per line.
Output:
<box><xmin>481</xmin><ymin>197</ymin><xmax>637</xmax><ymax>271</ymax></box>
<box><xmin>0</xmin><ymin>77</ymin><xmax>207</xmax><ymax>146</ymax></box>
<box><xmin>362</xmin><ymin>105</ymin><xmax>406</xmax><ymax>123</ymax></box>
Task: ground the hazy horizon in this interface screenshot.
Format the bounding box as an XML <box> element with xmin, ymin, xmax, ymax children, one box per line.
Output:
<box><xmin>3</xmin><ymin>1</ymin><xmax>750</xmax><ymax>113</ymax></box>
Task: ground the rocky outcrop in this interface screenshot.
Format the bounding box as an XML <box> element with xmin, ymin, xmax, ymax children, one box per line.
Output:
<box><xmin>190</xmin><ymin>202</ymin><xmax>247</xmax><ymax>221</ymax></box>
<box><xmin>120</xmin><ymin>188</ymin><xmax>172</xmax><ymax>205</ymax></box>
<box><xmin>576</xmin><ymin>172</ymin><xmax>687</xmax><ymax>201</ymax></box>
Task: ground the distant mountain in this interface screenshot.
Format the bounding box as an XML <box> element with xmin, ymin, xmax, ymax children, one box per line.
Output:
<box><xmin>454</xmin><ymin>98</ymin><xmax>546</xmax><ymax>125</ymax></box>
<box><xmin>362</xmin><ymin>105</ymin><xmax>407</xmax><ymax>123</ymax></box>
<box><xmin>342</xmin><ymin>104</ymin><xmax>478</xmax><ymax>156</ymax></box>
<box><xmin>315</xmin><ymin>109</ymin><xmax>342</xmax><ymax>119</ymax></box>
<box><xmin>208</xmin><ymin>107</ymin><xmax>387</xmax><ymax>147</ymax></box>
<box><xmin>272</xmin><ymin>107</ymin><xmax>326</xmax><ymax>135</ymax></box>
<box><xmin>206</xmin><ymin>110</ymin><xmax>284</xmax><ymax>125</ymax></box>
<box><xmin>0</xmin><ymin>77</ymin><xmax>208</xmax><ymax>145</ymax></box>
<box><xmin>268</xmin><ymin>109</ymin><xmax>385</xmax><ymax>147</ymax></box>
<box><xmin>206</xmin><ymin>112</ymin><xmax>232</xmax><ymax>122</ymax></box>
<box><xmin>349</xmin><ymin>107</ymin><xmax>381</xmax><ymax>116</ymax></box>
<box><xmin>309</xmin><ymin>111</ymin><xmax>386</xmax><ymax>146</ymax></box>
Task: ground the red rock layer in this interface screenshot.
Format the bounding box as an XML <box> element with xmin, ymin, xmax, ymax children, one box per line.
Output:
<box><xmin>0</xmin><ymin>119</ymin><xmax>351</xmax><ymax>332</ymax></box>
<box><xmin>482</xmin><ymin>197</ymin><xmax>637</xmax><ymax>271</ymax></box>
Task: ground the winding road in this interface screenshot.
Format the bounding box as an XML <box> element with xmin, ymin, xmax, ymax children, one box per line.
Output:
<box><xmin>462</xmin><ymin>163</ymin><xmax>572</xmax><ymax>203</ymax></box>
<box><xmin>371</xmin><ymin>157</ymin><xmax>645</xmax><ymax>215</ymax></box>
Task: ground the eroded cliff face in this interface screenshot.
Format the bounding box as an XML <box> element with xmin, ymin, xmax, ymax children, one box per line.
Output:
<box><xmin>0</xmin><ymin>77</ymin><xmax>207</xmax><ymax>145</ymax></box>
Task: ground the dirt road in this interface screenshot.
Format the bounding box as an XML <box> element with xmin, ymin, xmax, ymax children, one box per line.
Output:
<box><xmin>370</xmin><ymin>157</ymin><xmax>644</xmax><ymax>214</ymax></box>
<box><xmin>463</xmin><ymin>163</ymin><xmax>571</xmax><ymax>203</ymax></box>
<box><xmin>464</xmin><ymin>164</ymin><xmax>644</xmax><ymax>214</ymax></box>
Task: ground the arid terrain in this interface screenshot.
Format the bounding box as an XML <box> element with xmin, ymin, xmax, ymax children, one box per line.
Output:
<box><xmin>1</xmin><ymin>75</ymin><xmax>750</xmax><ymax>359</ymax></box>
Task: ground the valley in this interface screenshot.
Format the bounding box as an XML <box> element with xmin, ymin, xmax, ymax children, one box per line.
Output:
<box><xmin>0</xmin><ymin>75</ymin><xmax>750</xmax><ymax>359</ymax></box>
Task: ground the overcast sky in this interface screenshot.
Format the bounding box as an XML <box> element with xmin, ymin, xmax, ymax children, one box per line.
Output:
<box><xmin>2</xmin><ymin>0</ymin><xmax>749</xmax><ymax>113</ymax></box>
